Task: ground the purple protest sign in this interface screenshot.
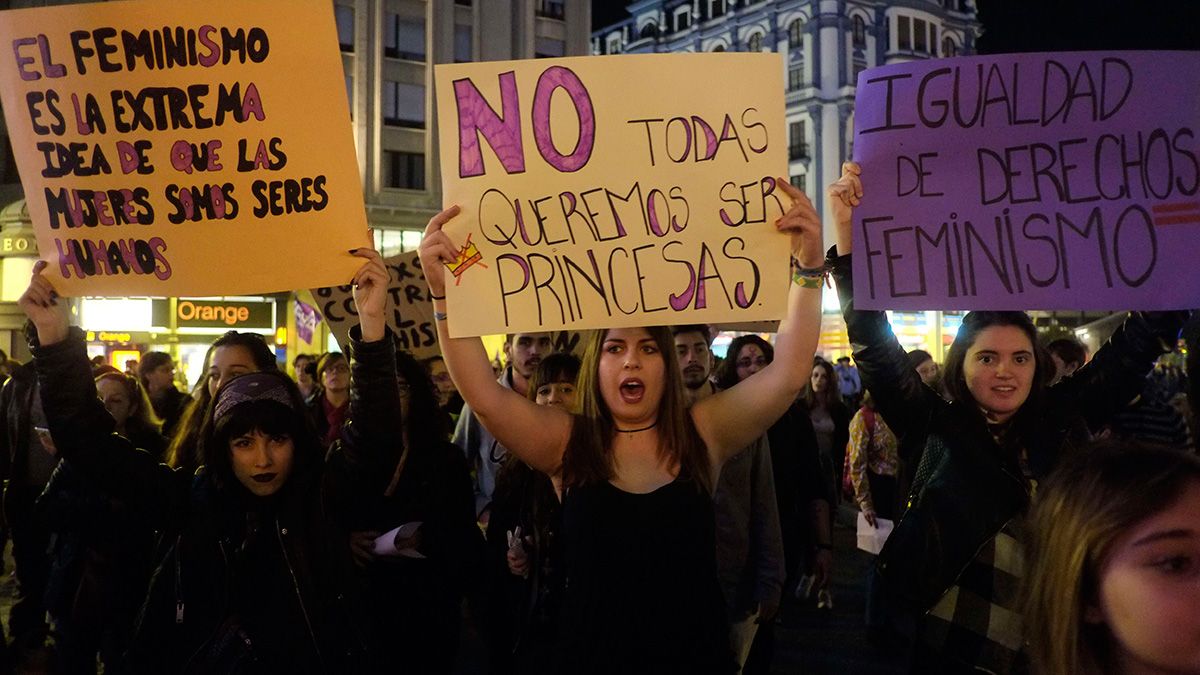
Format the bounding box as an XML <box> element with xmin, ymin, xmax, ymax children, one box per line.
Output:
<box><xmin>295</xmin><ymin>300</ymin><xmax>319</xmax><ymax>345</ymax></box>
<box><xmin>851</xmin><ymin>51</ymin><xmax>1200</xmax><ymax>310</ymax></box>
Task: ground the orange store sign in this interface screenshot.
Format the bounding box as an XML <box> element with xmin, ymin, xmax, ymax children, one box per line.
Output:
<box><xmin>178</xmin><ymin>301</ymin><xmax>250</xmax><ymax>325</ymax></box>
<box><xmin>151</xmin><ymin>299</ymin><xmax>274</xmax><ymax>330</ymax></box>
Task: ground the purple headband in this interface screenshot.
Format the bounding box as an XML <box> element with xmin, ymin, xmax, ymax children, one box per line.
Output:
<box><xmin>213</xmin><ymin>372</ymin><xmax>297</xmax><ymax>423</ymax></box>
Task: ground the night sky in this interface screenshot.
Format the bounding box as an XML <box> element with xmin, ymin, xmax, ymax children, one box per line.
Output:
<box><xmin>591</xmin><ymin>0</ymin><xmax>1200</xmax><ymax>52</ymax></box>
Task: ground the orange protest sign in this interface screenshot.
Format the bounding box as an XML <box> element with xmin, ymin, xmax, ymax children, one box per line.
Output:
<box><xmin>0</xmin><ymin>0</ymin><xmax>369</xmax><ymax>296</ymax></box>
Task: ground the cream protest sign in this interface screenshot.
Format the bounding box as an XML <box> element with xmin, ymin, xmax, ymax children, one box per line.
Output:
<box><xmin>434</xmin><ymin>53</ymin><xmax>790</xmax><ymax>338</ymax></box>
<box><xmin>0</xmin><ymin>0</ymin><xmax>368</xmax><ymax>296</ymax></box>
<box><xmin>313</xmin><ymin>250</ymin><xmax>440</xmax><ymax>359</ymax></box>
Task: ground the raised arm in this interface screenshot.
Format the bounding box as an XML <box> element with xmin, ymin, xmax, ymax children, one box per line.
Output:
<box><xmin>419</xmin><ymin>206</ymin><xmax>572</xmax><ymax>477</ymax></box>
<box><xmin>1051</xmin><ymin>310</ymin><xmax>1190</xmax><ymax>431</ymax></box>
<box><xmin>825</xmin><ymin>163</ymin><xmax>942</xmax><ymax>455</ymax></box>
<box><xmin>691</xmin><ymin>179</ymin><xmax>824</xmax><ymax>465</ymax></box>
<box><xmin>21</xmin><ymin>263</ymin><xmax>182</xmax><ymax>527</ymax></box>
<box><xmin>332</xmin><ymin>246</ymin><xmax>404</xmax><ymax>480</ymax></box>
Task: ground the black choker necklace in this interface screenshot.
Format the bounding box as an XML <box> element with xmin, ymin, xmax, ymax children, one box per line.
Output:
<box><xmin>616</xmin><ymin>421</ymin><xmax>658</xmax><ymax>433</ymax></box>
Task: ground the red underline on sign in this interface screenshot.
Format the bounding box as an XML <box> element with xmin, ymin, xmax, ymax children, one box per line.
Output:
<box><xmin>1151</xmin><ymin>201</ymin><xmax>1200</xmax><ymax>214</ymax></box>
<box><xmin>1154</xmin><ymin>214</ymin><xmax>1200</xmax><ymax>226</ymax></box>
<box><xmin>1151</xmin><ymin>202</ymin><xmax>1200</xmax><ymax>226</ymax></box>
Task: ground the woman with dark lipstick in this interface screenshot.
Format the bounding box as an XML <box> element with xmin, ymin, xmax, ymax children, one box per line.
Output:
<box><xmin>825</xmin><ymin>161</ymin><xmax>1190</xmax><ymax>674</ymax></box>
<box><xmin>419</xmin><ymin>178</ymin><xmax>825</xmax><ymax>675</ymax></box>
<box><xmin>19</xmin><ymin>245</ymin><xmax>403</xmax><ymax>674</ymax></box>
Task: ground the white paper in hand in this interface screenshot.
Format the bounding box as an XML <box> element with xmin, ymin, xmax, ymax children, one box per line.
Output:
<box><xmin>372</xmin><ymin>521</ymin><xmax>425</xmax><ymax>558</ymax></box>
<box><xmin>855</xmin><ymin>512</ymin><xmax>894</xmax><ymax>555</ymax></box>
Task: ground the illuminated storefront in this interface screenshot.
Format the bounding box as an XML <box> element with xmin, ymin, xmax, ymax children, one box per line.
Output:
<box><xmin>78</xmin><ymin>296</ymin><xmax>280</xmax><ymax>390</ymax></box>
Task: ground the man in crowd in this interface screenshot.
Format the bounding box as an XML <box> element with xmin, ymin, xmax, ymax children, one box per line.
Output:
<box><xmin>674</xmin><ymin>325</ymin><xmax>783</xmax><ymax>673</ymax></box>
<box><xmin>834</xmin><ymin>356</ymin><xmax>862</xmax><ymax>409</ymax></box>
<box><xmin>453</xmin><ymin>332</ymin><xmax>551</xmax><ymax>526</ymax></box>
<box><xmin>139</xmin><ymin>352</ymin><xmax>191</xmax><ymax>438</ymax></box>
<box><xmin>1046</xmin><ymin>337</ymin><xmax>1088</xmax><ymax>386</ymax></box>
<box><xmin>0</xmin><ymin>355</ymin><xmax>55</xmax><ymax>667</ymax></box>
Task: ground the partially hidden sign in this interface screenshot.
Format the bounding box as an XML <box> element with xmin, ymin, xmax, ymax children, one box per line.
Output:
<box><xmin>313</xmin><ymin>250</ymin><xmax>439</xmax><ymax>360</ymax></box>
<box><xmin>852</xmin><ymin>50</ymin><xmax>1200</xmax><ymax>311</ymax></box>
<box><xmin>434</xmin><ymin>54</ymin><xmax>791</xmax><ymax>337</ymax></box>
<box><xmin>0</xmin><ymin>0</ymin><xmax>369</xmax><ymax>297</ymax></box>
<box><xmin>312</xmin><ymin>250</ymin><xmax>589</xmax><ymax>360</ymax></box>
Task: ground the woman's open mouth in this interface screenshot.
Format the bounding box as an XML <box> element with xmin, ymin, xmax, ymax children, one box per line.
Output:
<box><xmin>619</xmin><ymin>378</ymin><xmax>645</xmax><ymax>404</ymax></box>
<box><xmin>252</xmin><ymin>473</ymin><xmax>277</xmax><ymax>483</ymax></box>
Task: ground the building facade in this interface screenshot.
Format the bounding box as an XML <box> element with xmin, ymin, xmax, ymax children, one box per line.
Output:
<box><xmin>593</xmin><ymin>0</ymin><xmax>978</xmax><ymax>243</ymax></box>
<box><xmin>335</xmin><ymin>0</ymin><xmax>592</xmax><ymax>255</ymax></box>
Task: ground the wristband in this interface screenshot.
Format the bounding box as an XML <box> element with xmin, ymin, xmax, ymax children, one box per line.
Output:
<box><xmin>791</xmin><ymin>262</ymin><xmax>828</xmax><ymax>289</ymax></box>
<box><xmin>429</xmin><ymin>292</ymin><xmax>445</xmax><ymax>301</ymax></box>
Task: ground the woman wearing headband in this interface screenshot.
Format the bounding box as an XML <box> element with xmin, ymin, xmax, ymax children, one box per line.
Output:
<box><xmin>20</xmin><ymin>248</ymin><xmax>402</xmax><ymax>674</ymax></box>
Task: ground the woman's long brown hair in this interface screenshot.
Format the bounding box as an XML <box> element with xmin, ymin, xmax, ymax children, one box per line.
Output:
<box><xmin>561</xmin><ymin>326</ymin><xmax>712</xmax><ymax>494</ymax></box>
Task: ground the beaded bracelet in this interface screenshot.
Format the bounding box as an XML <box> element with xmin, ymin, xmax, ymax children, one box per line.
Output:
<box><xmin>791</xmin><ymin>259</ymin><xmax>828</xmax><ymax>289</ymax></box>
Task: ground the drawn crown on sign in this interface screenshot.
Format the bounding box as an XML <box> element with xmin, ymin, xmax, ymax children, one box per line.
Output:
<box><xmin>447</xmin><ymin>234</ymin><xmax>487</xmax><ymax>284</ymax></box>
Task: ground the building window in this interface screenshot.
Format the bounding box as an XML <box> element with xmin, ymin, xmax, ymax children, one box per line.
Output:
<box><xmin>929</xmin><ymin>23</ymin><xmax>938</xmax><ymax>53</ymax></box>
<box><xmin>942</xmin><ymin>36</ymin><xmax>957</xmax><ymax>57</ymax></box>
<box><xmin>897</xmin><ymin>16</ymin><xmax>911</xmax><ymax>50</ymax></box>
<box><xmin>852</xmin><ymin>59</ymin><xmax>866</xmax><ymax>83</ymax></box>
<box><xmin>788</xmin><ymin>19</ymin><xmax>804</xmax><ymax>49</ymax></box>
<box><xmin>852</xmin><ymin>15</ymin><xmax>866</xmax><ymax>48</ymax></box>
<box><xmin>335</xmin><ymin>5</ymin><xmax>354</xmax><ymax>52</ymax></box>
<box><xmin>383</xmin><ymin>151</ymin><xmax>425</xmax><ymax>190</ymax></box>
<box><xmin>384</xmin><ymin>15</ymin><xmax>425</xmax><ymax>61</ymax></box>
<box><xmin>788</xmin><ymin>65</ymin><xmax>805</xmax><ymax>90</ymax></box>
<box><xmin>535</xmin><ymin>37</ymin><xmax>565</xmax><ymax>58</ymax></box>
<box><xmin>710</xmin><ymin>0</ymin><xmax>725</xmax><ymax>19</ymax></box>
<box><xmin>536</xmin><ymin>0</ymin><xmax>565</xmax><ymax>20</ymax></box>
<box><xmin>913</xmin><ymin>19</ymin><xmax>927</xmax><ymax>52</ymax></box>
<box><xmin>382</xmin><ymin>81</ymin><xmax>425</xmax><ymax>128</ymax></box>
<box><xmin>606</xmin><ymin>34</ymin><xmax>622</xmax><ymax>54</ymax></box>
<box><xmin>640</xmin><ymin>22</ymin><xmax>659</xmax><ymax>39</ymax></box>
<box><xmin>712</xmin><ymin>43</ymin><xmax>726</xmax><ymax>52</ymax></box>
<box><xmin>789</xmin><ymin>120</ymin><xmax>808</xmax><ymax>160</ymax></box>
<box><xmin>790</xmin><ymin>174</ymin><xmax>806</xmax><ymax>192</ymax></box>
<box><xmin>455</xmin><ymin>24</ymin><xmax>472</xmax><ymax>62</ymax></box>
<box><xmin>747</xmin><ymin>32</ymin><xmax>763</xmax><ymax>52</ymax></box>
<box><xmin>2</xmin><ymin>136</ymin><xmax>21</xmax><ymax>184</ymax></box>
<box><xmin>674</xmin><ymin>6</ymin><xmax>691</xmax><ymax>32</ymax></box>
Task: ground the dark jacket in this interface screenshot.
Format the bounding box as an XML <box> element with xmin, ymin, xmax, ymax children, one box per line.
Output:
<box><xmin>0</xmin><ymin>362</ymin><xmax>40</xmax><ymax>526</ymax></box>
<box><xmin>33</xmin><ymin>326</ymin><xmax>403</xmax><ymax>674</ymax></box>
<box><xmin>344</xmin><ymin>436</ymin><xmax>480</xmax><ymax>673</ymax></box>
<box><xmin>37</xmin><ymin>428</ymin><xmax>167</xmax><ymax>626</ymax></box>
<box><xmin>152</xmin><ymin>386</ymin><xmax>192</xmax><ymax>440</ymax></box>
<box><xmin>829</xmin><ymin>251</ymin><xmax>1188</xmax><ymax>612</ymax></box>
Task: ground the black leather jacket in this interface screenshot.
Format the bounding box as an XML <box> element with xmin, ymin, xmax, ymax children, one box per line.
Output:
<box><xmin>33</xmin><ymin>325</ymin><xmax>403</xmax><ymax>674</ymax></box>
<box><xmin>829</xmin><ymin>251</ymin><xmax>1189</xmax><ymax>611</ymax></box>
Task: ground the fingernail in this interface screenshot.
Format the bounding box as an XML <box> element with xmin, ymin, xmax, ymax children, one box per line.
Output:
<box><xmin>348</xmin><ymin>248</ymin><xmax>359</xmax><ymax>254</ymax></box>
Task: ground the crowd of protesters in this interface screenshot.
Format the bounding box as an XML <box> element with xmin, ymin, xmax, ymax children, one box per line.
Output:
<box><xmin>0</xmin><ymin>165</ymin><xmax>1192</xmax><ymax>675</ymax></box>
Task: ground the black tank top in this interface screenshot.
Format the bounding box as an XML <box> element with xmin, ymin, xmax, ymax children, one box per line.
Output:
<box><xmin>560</xmin><ymin>472</ymin><xmax>735</xmax><ymax>674</ymax></box>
